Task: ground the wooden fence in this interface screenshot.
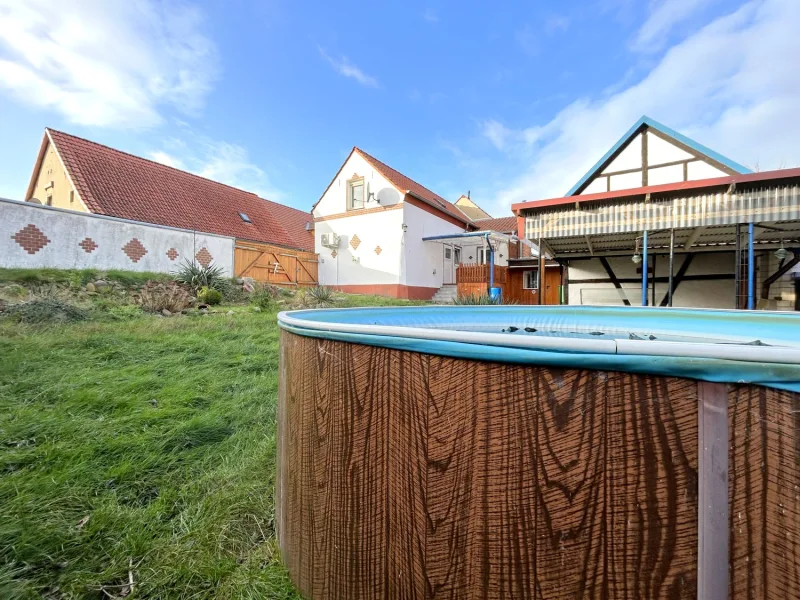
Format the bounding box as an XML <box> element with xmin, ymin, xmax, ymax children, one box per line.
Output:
<box><xmin>456</xmin><ymin>264</ymin><xmax>510</xmax><ymax>299</ymax></box>
<box><xmin>234</xmin><ymin>241</ymin><xmax>318</xmax><ymax>287</ymax></box>
<box><xmin>456</xmin><ymin>263</ymin><xmax>507</xmax><ymax>285</ymax></box>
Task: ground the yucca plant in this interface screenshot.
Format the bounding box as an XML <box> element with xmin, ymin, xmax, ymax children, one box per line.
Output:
<box><xmin>173</xmin><ymin>261</ymin><xmax>228</xmax><ymax>293</ymax></box>
<box><xmin>306</xmin><ymin>285</ymin><xmax>335</xmax><ymax>307</ymax></box>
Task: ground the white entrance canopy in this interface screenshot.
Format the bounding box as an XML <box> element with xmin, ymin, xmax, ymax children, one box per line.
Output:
<box><xmin>422</xmin><ymin>231</ymin><xmax>512</xmax><ymax>244</ymax></box>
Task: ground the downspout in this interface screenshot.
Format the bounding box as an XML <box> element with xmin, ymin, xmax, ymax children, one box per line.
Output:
<box><xmin>747</xmin><ymin>223</ymin><xmax>755</xmax><ymax>310</ymax></box>
<box><xmin>486</xmin><ymin>233</ymin><xmax>495</xmax><ymax>291</ymax></box>
<box><xmin>641</xmin><ymin>230</ymin><xmax>649</xmax><ymax>307</ymax></box>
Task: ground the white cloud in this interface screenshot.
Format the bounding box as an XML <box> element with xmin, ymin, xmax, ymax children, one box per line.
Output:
<box><xmin>545</xmin><ymin>14</ymin><xmax>570</xmax><ymax>35</ymax></box>
<box><xmin>482</xmin><ymin>0</ymin><xmax>800</xmax><ymax>214</ymax></box>
<box><xmin>147</xmin><ymin>150</ymin><xmax>185</xmax><ymax>170</ymax></box>
<box><xmin>0</xmin><ymin>0</ymin><xmax>217</xmax><ymax>128</ymax></box>
<box><xmin>151</xmin><ymin>134</ymin><xmax>282</xmax><ymax>200</ymax></box>
<box><xmin>515</xmin><ymin>24</ymin><xmax>539</xmax><ymax>56</ymax></box>
<box><xmin>423</xmin><ymin>8</ymin><xmax>439</xmax><ymax>23</ymax></box>
<box><xmin>481</xmin><ymin>119</ymin><xmax>515</xmax><ymax>150</ymax></box>
<box><xmin>632</xmin><ymin>0</ymin><xmax>716</xmax><ymax>52</ymax></box>
<box><xmin>318</xmin><ymin>46</ymin><xmax>379</xmax><ymax>88</ymax></box>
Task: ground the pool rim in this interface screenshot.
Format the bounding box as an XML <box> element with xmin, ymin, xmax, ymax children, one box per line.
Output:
<box><xmin>278</xmin><ymin>305</ymin><xmax>800</xmax><ymax>366</ymax></box>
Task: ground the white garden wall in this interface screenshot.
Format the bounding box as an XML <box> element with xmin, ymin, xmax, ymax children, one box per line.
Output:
<box><xmin>1</xmin><ymin>198</ymin><xmax>235</xmax><ymax>275</ymax></box>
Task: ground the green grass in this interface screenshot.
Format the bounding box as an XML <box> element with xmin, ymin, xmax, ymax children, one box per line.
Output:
<box><xmin>0</xmin><ymin>268</ymin><xmax>170</xmax><ymax>288</ymax></box>
<box><xmin>0</xmin><ymin>295</ymin><xmax>421</xmax><ymax>599</ymax></box>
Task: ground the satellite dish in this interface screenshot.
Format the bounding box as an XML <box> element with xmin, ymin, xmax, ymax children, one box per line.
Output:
<box><xmin>28</xmin><ymin>197</ymin><xmax>42</xmax><ymax>204</ymax></box>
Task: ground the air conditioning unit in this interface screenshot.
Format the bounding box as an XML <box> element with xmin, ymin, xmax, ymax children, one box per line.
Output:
<box><xmin>320</xmin><ymin>233</ymin><xmax>340</xmax><ymax>248</ymax></box>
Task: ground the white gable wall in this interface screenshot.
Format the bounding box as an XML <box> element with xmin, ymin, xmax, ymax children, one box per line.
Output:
<box><xmin>687</xmin><ymin>161</ymin><xmax>727</xmax><ymax>181</ymax></box>
<box><xmin>313</xmin><ymin>151</ymin><xmax>403</xmax><ymax>218</ymax></box>
<box><xmin>314</xmin><ymin>151</ymin><xmax>405</xmax><ymax>288</ymax></box>
<box><xmin>578</xmin><ymin>127</ymin><xmax>733</xmax><ymax>196</ymax></box>
<box><xmin>601</xmin><ymin>133</ymin><xmax>642</xmax><ymax>173</ymax></box>
<box><xmin>647</xmin><ymin>132</ymin><xmax>693</xmax><ymax>165</ymax></box>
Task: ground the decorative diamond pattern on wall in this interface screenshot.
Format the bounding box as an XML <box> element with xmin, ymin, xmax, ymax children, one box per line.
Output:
<box><xmin>78</xmin><ymin>237</ymin><xmax>98</xmax><ymax>253</ymax></box>
<box><xmin>122</xmin><ymin>238</ymin><xmax>148</xmax><ymax>263</ymax></box>
<box><xmin>374</xmin><ymin>246</ymin><xmax>382</xmax><ymax>255</ymax></box>
<box><xmin>350</xmin><ymin>234</ymin><xmax>361</xmax><ymax>250</ymax></box>
<box><xmin>166</xmin><ymin>248</ymin><xmax>179</xmax><ymax>261</ymax></box>
<box><xmin>12</xmin><ymin>224</ymin><xmax>51</xmax><ymax>255</ymax></box>
<box><xmin>195</xmin><ymin>247</ymin><xmax>213</xmax><ymax>267</ymax></box>
<box><xmin>331</xmin><ymin>250</ymin><xmax>337</xmax><ymax>258</ymax></box>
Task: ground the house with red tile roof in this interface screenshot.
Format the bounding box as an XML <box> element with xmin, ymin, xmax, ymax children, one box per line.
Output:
<box><xmin>312</xmin><ymin>147</ymin><xmax>524</xmax><ymax>300</ymax></box>
<box><xmin>25</xmin><ymin>129</ymin><xmax>314</xmax><ymax>253</ymax></box>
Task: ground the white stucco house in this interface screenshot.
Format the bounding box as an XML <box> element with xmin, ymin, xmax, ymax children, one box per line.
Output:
<box><xmin>313</xmin><ymin>147</ymin><xmax>517</xmax><ymax>300</ymax></box>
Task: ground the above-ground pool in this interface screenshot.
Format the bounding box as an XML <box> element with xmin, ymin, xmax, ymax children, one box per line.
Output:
<box><xmin>277</xmin><ymin>306</ymin><xmax>800</xmax><ymax>599</ymax></box>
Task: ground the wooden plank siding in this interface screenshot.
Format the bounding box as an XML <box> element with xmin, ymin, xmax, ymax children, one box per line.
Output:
<box><xmin>278</xmin><ymin>333</ymin><xmax>800</xmax><ymax>599</ymax></box>
<box><xmin>234</xmin><ymin>241</ymin><xmax>318</xmax><ymax>287</ymax></box>
<box><xmin>456</xmin><ymin>264</ymin><xmax>561</xmax><ymax>304</ymax></box>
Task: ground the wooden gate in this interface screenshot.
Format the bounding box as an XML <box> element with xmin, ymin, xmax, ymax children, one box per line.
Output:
<box><xmin>234</xmin><ymin>241</ymin><xmax>318</xmax><ymax>287</ymax></box>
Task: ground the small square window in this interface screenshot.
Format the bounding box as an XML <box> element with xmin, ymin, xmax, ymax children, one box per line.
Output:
<box><xmin>523</xmin><ymin>270</ymin><xmax>539</xmax><ymax>290</ymax></box>
<box><xmin>239</xmin><ymin>212</ymin><xmax>251</xmax><ymax>223</ymax></box>
<box><xmin>348</xmin><ymin>178</ymin><xmax>365</xmax><ymax>210</ymax></box>
<box><xmin>445</xmin><ymin>247</ymin><xmax>452</xmax><ymax>259</ymax></box>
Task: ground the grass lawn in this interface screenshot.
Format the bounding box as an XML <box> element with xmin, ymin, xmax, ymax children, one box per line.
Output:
<box><xmin>0</xmin><ymin>295</ymin><xmax>421</xmax><ymax>599</ymax></box>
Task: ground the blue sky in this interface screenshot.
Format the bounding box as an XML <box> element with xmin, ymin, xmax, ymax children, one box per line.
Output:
<box><xmin>1</xmin><ymin>0</ymin><xmax>798</xmax><ymax>217</ymax></box>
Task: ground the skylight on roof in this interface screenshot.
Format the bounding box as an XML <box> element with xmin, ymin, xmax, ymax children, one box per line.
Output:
<box><xmin>239</xmin><ymin>212</ymin><xmax>251</xmax><ymax>223</ymax></box>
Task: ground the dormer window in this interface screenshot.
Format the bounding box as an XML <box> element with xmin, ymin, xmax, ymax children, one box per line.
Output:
<box><xmin>239</xmin><ymin>212</ymin><xmax>251</xmax><ymax>223</ymax></box>
<box><xmin>347</xmin><ymin>176</ymin><xmax>365</xmax><ymax>210</ymax></box>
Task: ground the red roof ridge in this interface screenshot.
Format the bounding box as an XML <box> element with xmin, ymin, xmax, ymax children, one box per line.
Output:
<box><xmin>46</xmin><ymin>128</ymin><xmax>262</xmax><ymax>199</ymax></box>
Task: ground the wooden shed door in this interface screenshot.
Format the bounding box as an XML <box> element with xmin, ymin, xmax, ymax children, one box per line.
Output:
<box><xmin>543</xmin><ymin>267</ymin><xmax>561</xmax><ymax>305</ymax></box>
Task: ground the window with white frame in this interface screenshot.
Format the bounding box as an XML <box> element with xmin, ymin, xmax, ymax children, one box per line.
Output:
<box><xmin>347</xmin><ymin>177</ymin><xmax>365</xmax><ymax>210</ymax></box>
<box><xmin>523</xmin><ymin>270</ymin><xmax>539</xmax><ymax>289</ymax></box>
<box><xmin>477</xmin><ymin>247</ymin><xmax>486</xmax><ymax>264</ymax></box>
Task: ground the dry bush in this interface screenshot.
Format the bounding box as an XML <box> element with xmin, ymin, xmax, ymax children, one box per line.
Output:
<box><xmin>137</xmin><ymin>281</ymin><xmax>193</xmax><ymax>313</ymax></box>
<box><xmin>2</xmin><ymin>299</ymin><xmax>90</xmax><ymax>324</ymax></box>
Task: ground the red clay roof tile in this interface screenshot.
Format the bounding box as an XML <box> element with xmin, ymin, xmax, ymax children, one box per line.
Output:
<box><xmin>354</xmin><ymin>148</ymin><xmax>471</xmax><ymax>226</ymax></box>
<box><xmin>472</xmin><ymin>216</ymin><xmax>517</xmax><ymax>232</ymax></box>
<box><xmin>47</xmin><ymin>129</ymin><xmax>311</xmax><ymax>251</ymax></box>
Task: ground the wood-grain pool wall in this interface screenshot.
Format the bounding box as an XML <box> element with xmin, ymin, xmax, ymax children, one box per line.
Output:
<box><xmin>277</xmin><ymin>330</ymin><xmax>799</xmax><ymax>599</ymax></box>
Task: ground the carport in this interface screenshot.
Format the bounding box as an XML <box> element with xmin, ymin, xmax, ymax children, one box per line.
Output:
<box><xmin>513</xmin><ymin>168</ymin><xmax>800</xmax><ymax>310</ymax></box>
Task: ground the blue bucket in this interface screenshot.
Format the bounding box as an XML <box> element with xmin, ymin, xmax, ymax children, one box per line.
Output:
<box><xmin>488</xmin><ymin>287</ymin><xmax>502</xmax><ymax>303</ymax></box>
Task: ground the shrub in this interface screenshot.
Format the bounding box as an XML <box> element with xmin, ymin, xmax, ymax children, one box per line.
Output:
<box><xmin>221</xmin><ymin>279</ymin><xmax>248</xmax><ymax>303</ymax></box>
<box><xmin>306</xmin><ymin>285</ymin><xmax>335</xmax><ymax>307</ymax></box>
<box><xmin>1</xmin><ymin>299</ymin><xmax>90</xmax><ymax>324</ymax></box>
<box><xmin>198</xmin><ymin>286</ymin><xmax>223</xmax><ymax>305</ymax></box>
<box><xmin>250</xmin><ymin>284</ymin><xmax>281</xmax><ymax>310</ymax></box>
<box><xmin>453</xmin><ymin>292</ymin><xmax>515</xmax><ymax>305</ymax></box>
<box><xmin>137</xmin><ymin>281</ymin><xmax>193</xmax><ymax>313</ymax></box>
<box><xmin>0</xmin><ymin>284</ymin><xmax>27</xmax><ymax>301</ymax></box>
<box><xmin>172</xmin><ymin>261</ymin><xmax>228</xmax><ymax>293</ymax></box>
<box><xmin>105</xmin><ymin>304</ymin><xmax>143</xmax><ymax>320</ymax></box>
